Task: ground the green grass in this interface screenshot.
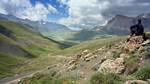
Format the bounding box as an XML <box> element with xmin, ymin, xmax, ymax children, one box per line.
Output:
<box><xmin>134</xmin><ymin>65</ymin><xmax>150</xmax><ymax>80</ymax></box>
<box><xmin>0</xmin><ymin>20</ymin><xmax>65</xmax><ymax>78</ymax></box>
<box><xmin>16</xmin><ymin>55</ymin><xmax>63</xmax><ymax>73</ymax></box>
<box><xmin>0</xmin><ymin>20</ymin><xmax>62</xmax><ymax>55</ymax></box>
<box><xmin>90</xmin><ymin>73</ymin><xmax>124</xmax><ymax>84</ymax></box>
<box><xmin>18</xmin><ymin>71</ymin><xmax>78</xmax><ymax>84</ymax></box>
<box><xmin>124</xmin><ymin>55</ymin><xmax>140</xmax><ymax>75</ymax></box>
<box><xmin>0</xmin><ymin>53</ymin><xmax>24</xmax><ymax>79</ymax></box>
<box><xmin>56</xmin><ymin>36</ymin><xmax>126</xmax><ymax>56</ymax></box>
<box><xmin>143</xmin><ymin>51</ymin><xmax>150</xmax><ymax>59</ymax></box>
<box><xmin>112</xmin><ymin>49</ymin><xmax>123</xmax><ymax>59</ymax></box>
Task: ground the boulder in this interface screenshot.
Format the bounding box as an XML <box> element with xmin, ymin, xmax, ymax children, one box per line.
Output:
<box><xmin>97</xmin><ymin>48</ymin><xmax>103</xmax><ymax>52</ymax></box>
<box><xmin>124</xmin><ymin>36</ymin><xmax>144</xmax><ymax>53</ymax></box>
<box><xmin>67</xmin><ymin>64</ymin><xmax>77</xmax><ymax>71</ymax></box>
<box><xmin>138</xmin><ymin>46</ymin><xmax>145</xmax><ymax>52</ymax></box>
<box><xmin>68</xmin><ymin>60</ymin><xmax>76</xmax><ymax>65</ymax></box>
<box><xmin>120</xmin><ymin>53</ymin><xmax>130</xmax><ymax>58</ymax></box>
<box><xmin>125</xmin><ymin>80</ymin><xmax>148</xmax><ymax>84</ymax></box>
<box><xmin>81</xmin><ymin>49</ymin><xmax>89</xmax><ymax>55</ymax></box>
<box><xmin>84</xmin><ymin>53</ymin><xmax>92</xmax><ymax>58</ymax></box>
<box><xmin>83</xmin><ymin>53</ymin><xmax>93</xmax><ymax>61</ymax></box>
<box><xmin>85</xmin><ymin>55</ymin><xmax>97</xmax><ymax>62</ymax></box>
<box><xmin>98</xmin><ymin>58</ymin><xmax>125</xmax><ymax>74</ymax></box>
<box><xmin>142</xmin><ymin>40</ymin><xmax>150</xmax><ymax>46</ymax></box>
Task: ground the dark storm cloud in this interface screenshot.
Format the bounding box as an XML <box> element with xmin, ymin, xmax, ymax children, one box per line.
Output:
<box><xmin>134</xmin><ymin>0</ymin><xmax>150</xmax><ymax>3</ymax></box>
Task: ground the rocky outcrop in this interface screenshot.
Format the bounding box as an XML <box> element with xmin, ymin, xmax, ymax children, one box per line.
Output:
<box><xmin>55</xmin><ymin>35</ymin><xmax>150</xmax><ymax>83</ymax></box>
<box><xmin>98</xmin><ymin>58</ymin><xmax>125</xmax><ymax>74</ymax></box>
<box><xmin>124</xmin><ymin>36</ymin><xmax>144</xmax><ymax>53</ymax></box>
<box><xmin>65</xmin><ymin>49</ymin><xmax>99</xmax><ymax>71</ymax></box>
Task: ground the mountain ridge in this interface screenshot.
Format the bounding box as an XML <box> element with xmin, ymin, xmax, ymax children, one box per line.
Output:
<box><xmin>0</xmin><ymin>14</ymin><xmax>73</xmax><ymax>41</ymax></box>
<box><xmin>95</xmin><ymin>13</ymin><xmax>150</xmax><ymax>35</ymax></box>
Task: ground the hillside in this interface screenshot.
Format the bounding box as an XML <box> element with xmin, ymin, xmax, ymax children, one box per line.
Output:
<box><xmin>0</xmin><ymin>20</ymin><xmax>65</xmax><ymax>79</ymax></box>
<box><xmin>58</xmin><ymin>36</ymin><xmax>126</xmax><ymax>56</ymax></box>
<box><xmin>0</xmin><ymin>14</ymin><xmax>75</xmax><ymax>42</ymax></box>
<box><xmin>18</xmin><ymin>34</ymin><xmax>150</xmax><ymax>84</ymax></box>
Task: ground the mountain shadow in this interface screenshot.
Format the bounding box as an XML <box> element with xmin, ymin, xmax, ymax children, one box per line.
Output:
<box><xmin>68</xmin><ymin>29</ymin><xmax>98</xmax><ymax>42</ymax></box>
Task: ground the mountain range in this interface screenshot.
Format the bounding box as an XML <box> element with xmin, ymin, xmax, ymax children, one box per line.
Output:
<box><xmin>95</xmin><ymin>13</ymin><xmax>150</xmax><ymax>35</ymax></box>
<box><xmin>0</xmin><ymin>14</ymin><xmax>74</xmax><ymax>41</ymax></box>
<box><xmin>0</xmin><ymin>13</ymin><xmax>150</xmax><ymax>43</ymax></box>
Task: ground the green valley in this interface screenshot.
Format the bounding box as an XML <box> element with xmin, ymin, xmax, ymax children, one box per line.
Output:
<box><xmin>0</xmin><ymin>20</ymin><xmax>66</xmax><ymax>79</ymax></box>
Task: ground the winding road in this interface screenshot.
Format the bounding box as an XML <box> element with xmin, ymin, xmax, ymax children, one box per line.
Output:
<box><xmin>0</xmin><ymin>72</ymin><xmax>34</xmax><ymax>84</ymax></box>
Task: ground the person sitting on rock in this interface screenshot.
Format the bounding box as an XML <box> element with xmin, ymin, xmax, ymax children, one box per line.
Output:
<box><xmin>130</xmin><ymin>19</ymin><xmax>147</xmax><ymax>40</ymax></box>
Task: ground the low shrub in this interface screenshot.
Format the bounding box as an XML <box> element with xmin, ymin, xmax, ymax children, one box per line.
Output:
<box><xmin>90</xmin><ymin>72</ymin><xmax>124</xmax><ymax>84</ymax></box>
<box><xmin>141</xmin><ymin>51</ymin><xmax>150</xmax><ymax>59</ymax></box>
<box><xmin>134</xmin><ymin>65</ymin><xmax>150</xmax><ymax>80</ymax></box>
<box><xmin>18</xmin><ymin>72</ymin><xmax>77</xmax><ymax>84</ymax></box>
<box><xmin>124</xmin><ymin>55</ymin><xmax>140</xmax><ymax>74</ymax></box>
<box><xmin>112</xmin><ymin>50</ymin><xmax>122</xmax><ymax>59</ymax></box>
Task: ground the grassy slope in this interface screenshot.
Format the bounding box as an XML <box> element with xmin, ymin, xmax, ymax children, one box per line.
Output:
<box><xmin>56</xmin><ymin>36</ymin><xmax>127</xmax><ymax>56</ymax></box>
<box><xmin>0</xmin><ymin>53</ymin><xmax>23</xmax><ymax>78</ymax></box>
<box><xmin>0</xmin><ymin>20</ymin><xmax>62</xmax><ymax>55</ymax></box>
<box><xmin>18</xmin><ymin>36</ymin><xmax>128</xmax><ymax>84</ymax></box>
<box><xmin>16</xmin><ymin>36</ymin><xmax>126</xmax><ymax>74</ymax></box>
<box><xmin>0</xmin><ymin>33</ymin><xmax>27</xmax><ymax>78</ymax></box>
<box><xmin>0</xmin><ymin>20</ymin><xmax>63</xmax><ymax>79</ymax></box>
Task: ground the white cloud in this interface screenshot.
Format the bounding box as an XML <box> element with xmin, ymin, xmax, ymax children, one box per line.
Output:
<box><xmin>59</xmin><ymin>0</ymin><xmax>150</xmax><ymax>29</ymax></box>
<box><xmin>0</xmin><ymin>0</ymin><xmax>58</xmax><ymax>21</ymax></box>
<box><xmin>58</xmin><ymin>0</ymin><xmax>68</xmax><ymax>5</ymax></box>
<box><xmin>59</xmin><ymin>0</ymin><xmax>110</xmax><ymax>28</ymax></box>
<box><xmin>48</xmin><ymin>5</ymin><xmax>58</xmax><ymax>13</ymax></box>
<box><xmin>18</xmin><ymin>2</ymin><xmax>57</xmax><ymax>21</ymax></box>
<box><xmin>0</xmin><ymin>4</ymin><xmax>8</xmax><ymax>14</ymax></box>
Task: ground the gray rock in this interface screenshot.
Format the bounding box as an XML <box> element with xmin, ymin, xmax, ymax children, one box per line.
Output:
<box><xmin>125</xmin><ymin>80</ymin><xmax>148</xmax><ymax>84</ymax></box>
<box><xmin>98</xmin><ymin>58</ymin><xmax>125</xmax><ymax>74</ymax></box>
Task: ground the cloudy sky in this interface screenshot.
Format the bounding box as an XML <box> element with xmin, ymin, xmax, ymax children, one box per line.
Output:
<box><xmin>0</xmin><ymin>0</ymin><xmax>150</xmax><ymax>29</ymax></box>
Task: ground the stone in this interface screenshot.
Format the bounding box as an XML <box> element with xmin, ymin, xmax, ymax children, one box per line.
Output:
<box><xmin>142</xmin><ymin>40</ymin><xmax>150</xmax><ymax>46</ymax></box>
<box><xmin>73</xmin><ymin>54</ymin><xmax>82</xmax><ymax>61</ymax></box>
<box><xmin>82</xmin><ymin>49</ymin><xmax>89</xmax><ymax>55</ymax></box>
<box><xmin>125</xmin><ymin>80</ymin><xmax>148</xmax><ymax>84</ymax></box>
<box><xmin>120</xmin><ymin>53</ymin><xmax>130</xmax><ymax>58</ymax></box>
<box><xmin>147</xmin><ymin>79</ymin><xmax>150</xmax><ymax>82</ymax></box>
<box><xmin>138</xmin><ymin>46</ymin><xmax>145</xmax><ymax>52</ymax></box>
<box><xmin>85</xmin><ymin>55</ymin><xmax>97</xmax><ymax>62</ymax></box>
<box><xmin>98</xmin><ymin>58</ymin><xmax>125</xmax><ymax>74</ymax></box>
<box><xmin>97</xmin><ymin>48</ymin><xmax>103</xmax><ymax>51</ymax></box>
<box><xmin>67</xmin><ymin>64</ymin><xmax>77</xmax><ymax>71</ymax></box>
<box><xmin>68</xmin><ymin>60</ymin><xmax>76</xmax><ymax>65</ymax></box>
<box><xmin>103</xmin><ymin>51</ymin><xmax>113</xmax><ymax>58</ymax></box>
<box><xmin>124</xmin><ymin>36</ymin><xmax>144</xmax><ymax>53</ymax></box>
<box><xmin>84</xmin><ymin>53</ymin><xmax>92</xmax><ymax>58</ymax></box>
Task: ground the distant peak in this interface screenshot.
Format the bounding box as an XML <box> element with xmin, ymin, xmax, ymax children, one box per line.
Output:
<box><xmin>115</xmin><ymin>14</ymin><xmax>128</xmax><ymax>18</ymax></box>
<box><xmin>137</xmin><ymin>13</ymin><xmax>150</xmax><ymax>18</ymax></box>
